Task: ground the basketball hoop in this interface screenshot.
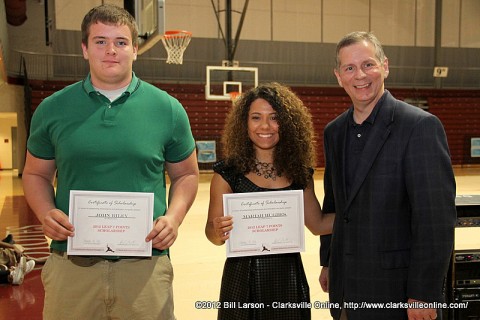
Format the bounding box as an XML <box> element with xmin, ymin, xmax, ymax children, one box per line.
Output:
<box><xmin>229</xmin><ymin>91</ymin><xmax>241</xmax><ymax>102</ymax></box>
<box><xmin>161</xmin><ymin>30</ymin><xmax>192</xmax><ymax>65</ymax></box>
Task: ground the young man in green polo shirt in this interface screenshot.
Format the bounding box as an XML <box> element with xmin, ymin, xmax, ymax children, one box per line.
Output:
<box><xmin>22</xmin><ymin>4</ymin><xmax>199</xmax><ymax>319</ymax></box>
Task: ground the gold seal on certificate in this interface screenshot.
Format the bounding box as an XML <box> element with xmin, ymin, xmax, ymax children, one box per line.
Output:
<box><xmin>223</xmin><ymin>190</ymin><xmax>305</xmax><ymax>257</ymax></box>
<box><xmin>67</xmin><ymin>190</ymin><xmax>154</xmax><ymax>257</ymax></box>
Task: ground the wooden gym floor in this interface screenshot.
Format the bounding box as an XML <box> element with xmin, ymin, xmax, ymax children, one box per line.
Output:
<box><xmin>1</xmin><ymin>166</ymin><xmax>479</xmax><ymax>319</ymax></box>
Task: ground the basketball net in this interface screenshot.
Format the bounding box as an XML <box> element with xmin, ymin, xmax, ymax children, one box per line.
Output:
<box><xmin>161</xmin><ymin>30</ymin><xmax>192</xmax><ymax>65</ymax></box>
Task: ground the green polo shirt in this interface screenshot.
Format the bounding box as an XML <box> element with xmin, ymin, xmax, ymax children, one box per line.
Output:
<box><xmin>27</xmin><ymin>73</ymin><xmax>195</xmax><ymax>256</ymax></box>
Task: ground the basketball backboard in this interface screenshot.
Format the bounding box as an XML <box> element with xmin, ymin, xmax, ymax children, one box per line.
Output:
<box><xmin>125</xmin><ymin>0</ymin><xmax>165</xmax><ymax>55</ymax></box>
<box><xmin>205</xmin><ymin>61</ymin><xmax>258</xmax><ymax>101</ymax></box>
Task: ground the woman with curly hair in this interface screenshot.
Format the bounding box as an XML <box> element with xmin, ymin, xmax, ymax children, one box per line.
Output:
<box><xmin>205</xmin><ymin>82</ymin><xmax>334</xmax><ymax>320</ymax></box>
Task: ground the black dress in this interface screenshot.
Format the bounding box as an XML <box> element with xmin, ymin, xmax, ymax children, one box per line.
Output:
<box><xmin>214</xmin><ymin>161</ymin><xmax>311</xmax><ymax>320</ymax></box>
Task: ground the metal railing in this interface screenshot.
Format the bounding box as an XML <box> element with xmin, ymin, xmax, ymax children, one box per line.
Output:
<box><xmin>9</xmin><ymin>50</ymin><xmax>89</xmax><ymax>81</ymax></box>
<box><xmin>8</xmin><ymin>49</ymin><xmax>480</xmax><ymax>89</ymax></box>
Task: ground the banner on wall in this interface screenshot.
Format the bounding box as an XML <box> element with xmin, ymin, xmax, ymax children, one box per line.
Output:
<box><xmin>196</xmin><ymin>140</ymin><xmax>216</xmax><ymax>163</ymax></box>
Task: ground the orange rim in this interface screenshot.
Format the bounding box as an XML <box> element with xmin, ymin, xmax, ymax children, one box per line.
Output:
<box><xmin>164</xmin><ymin>30</ymin><xmax>192</xmax><ymax>38</ymax></box>
<box><xmin>229</xmin><ymin>91</ymin><xmax>241</xmax><ymax>101</ymax></box>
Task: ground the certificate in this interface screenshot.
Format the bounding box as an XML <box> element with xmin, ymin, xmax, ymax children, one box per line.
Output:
<box><xmin>223</xmin><ymin>190</ymin><xmax>305</xmax><ymax>257</ymax></box>
<box><xmin>67</xmin><ymin>190</ymin><xmax>154</xmax><ymax>257</ymax></box>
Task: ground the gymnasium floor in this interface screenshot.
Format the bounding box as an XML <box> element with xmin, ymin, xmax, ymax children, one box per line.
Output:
<box><xmin>1</xmin><ymin>167</ymin><xmax>479</xmax><ymax>320</ymax></box>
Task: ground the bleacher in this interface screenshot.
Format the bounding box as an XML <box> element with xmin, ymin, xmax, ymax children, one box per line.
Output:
<box><xmin>428</xmin><ymin>96</ymin><xmax>480</xmax><ymax>165</ymax></box>
<box><xmin>26</xmin><ymin>79</ymin><xmax>480</xmax><ymax>168</ymax></box>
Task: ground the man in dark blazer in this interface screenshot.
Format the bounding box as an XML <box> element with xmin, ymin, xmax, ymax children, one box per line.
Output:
<box><xmin>319</xmin><ymin>31</ymin><xmax>457</xmax><ymax>320</ymax></box>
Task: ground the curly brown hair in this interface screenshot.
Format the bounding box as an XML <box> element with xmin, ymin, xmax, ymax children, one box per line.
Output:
<box><xmin>221</xmin><ymin>82</ymin><xmax>316</xmax><ymax>188</ymax></box>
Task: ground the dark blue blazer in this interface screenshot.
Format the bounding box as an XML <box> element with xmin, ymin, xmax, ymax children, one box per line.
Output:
<box><xmin>320</xmin><ymin>91</ymin><xmax>457</xmax><ymax>320</ymax></box>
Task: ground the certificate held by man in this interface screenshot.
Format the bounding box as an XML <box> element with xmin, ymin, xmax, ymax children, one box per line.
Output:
<box><xmin>67</xmin><ymin>190</ymin><xmax>154</xmax><ymax>257</ymax></box>
<box><xmin>223</xmin><ymin>190</ymin><xmax>305</xmax><ymax>257</ymax></box>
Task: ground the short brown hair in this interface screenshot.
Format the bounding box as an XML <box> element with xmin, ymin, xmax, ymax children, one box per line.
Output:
<box><xmin>335</xmin><ymin>31</ymin><xmax>386</xmax><ymax>70</ymax></box>
<box><xmin>81</xmin><ymin>4</ymin><xmax>139</xmax><ymax>47</ymax></box>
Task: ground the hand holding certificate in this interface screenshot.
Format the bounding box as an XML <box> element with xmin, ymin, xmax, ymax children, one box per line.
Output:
<box><xmin>223</xmin><ymin>190</ymin><xmax>305</xmax><ymax>257</ymax></box>
<box><xmin>67</xmin><ymin>190</ymin><xmax>154</xmax><ymax>257</ymax></box>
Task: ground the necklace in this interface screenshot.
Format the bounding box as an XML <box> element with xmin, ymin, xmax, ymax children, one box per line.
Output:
<box><xmin>253</xmin><ymin>159</ymin><xmax>280</xmax><ymax>180</ymax></box>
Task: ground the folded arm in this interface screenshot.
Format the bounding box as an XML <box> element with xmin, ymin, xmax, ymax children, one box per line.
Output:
<box><xmin>205</xmin><ymin>173</ymin><xmax>234</xmax><ymax>245</ymax></box>
<box><xmin>22</xmin><ymin>151</ymin><xmax>74</xmax><ymax>240</ymax></box>
<box><xmin>304</xmin><ymin>179</ymin><xmax>335</xmax><ymax>235</ymax></box>
<box><xmin>145</xmin><ymin>151</ymin><xmax>199</xmax><ymax>250</ymax></box>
